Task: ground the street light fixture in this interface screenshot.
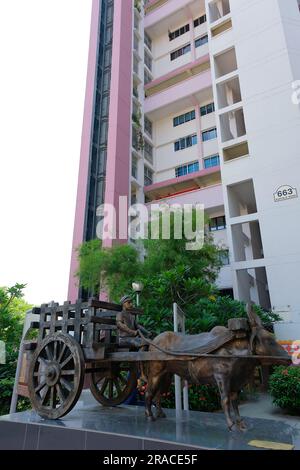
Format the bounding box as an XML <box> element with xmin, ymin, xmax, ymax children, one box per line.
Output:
<box><xmin>132</xmin><ymin>282</ymin><xmax>144</xmax><ymax>307</ymax></box>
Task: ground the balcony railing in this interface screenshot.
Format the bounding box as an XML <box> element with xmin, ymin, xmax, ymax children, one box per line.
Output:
<box><xmin>145</xmin><ymin>0</ymin><xmax>168</xmax><ymax>14</ymax></box>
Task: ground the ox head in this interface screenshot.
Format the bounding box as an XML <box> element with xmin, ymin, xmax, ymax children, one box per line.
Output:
<box><xmin>246</xmin><ymin>304</ymin><xmax>291</xmax><ymax>365</ymax></box>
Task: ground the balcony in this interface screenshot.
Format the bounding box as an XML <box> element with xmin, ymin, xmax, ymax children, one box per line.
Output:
<box><xmin>145</xmin><ymin>0</ymin><xmax>206</xmax><ymax>34</ymax></box>
<box><xmin>209</xmin><ymin>0</ymin><xmax>230</xmax><ymax>23</ymax></box>
<box><xmin>219</xmin><ymin>107</ymin><xmax>246</xmax><ymax>143</ymax></box>
<box><xmin>145</xmin><ymin>58</ymin><xmax>211</xmax><ymax>120</ymax></box>
<box><xmin>144</xmin><ymin>165</ymin><xmax>221</xmax><ymax>201</ymax></box>
<box><xmin>145</xmin><ymin>55</ymin><xmax>210</xmax><ymax>97</ymax></box>
<box><xmin>146</xmin><ymin>182</ymin><xmax>224</xmax><ymax>213</ymax></box>
<box><xmin>144</xmin><ymin>0</ymin><xmax>168</xmax><ymax>14</ymax></box>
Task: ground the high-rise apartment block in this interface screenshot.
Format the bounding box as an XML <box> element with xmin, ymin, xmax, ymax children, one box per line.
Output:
<box><xmin>68</xmin><ymin>0</ymin><xmax>300</xmax><ymax>341</ymax></box>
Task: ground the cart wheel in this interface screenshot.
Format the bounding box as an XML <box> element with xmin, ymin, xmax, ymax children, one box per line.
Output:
<box><xmin>90</xmin><ymin>363</ymin><xmax>137</xmax><ymax>406</ymax></box>
<box><xmin>28</xmin><ymin>332</ymin><xmax>85</xmax><ymax>419</ymax></box>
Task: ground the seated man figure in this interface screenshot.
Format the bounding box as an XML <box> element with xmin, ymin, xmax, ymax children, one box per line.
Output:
<box><xmin>116</xmin><ymin>295</ymin><xmax>152</xmax><ymax>349</ymax></box>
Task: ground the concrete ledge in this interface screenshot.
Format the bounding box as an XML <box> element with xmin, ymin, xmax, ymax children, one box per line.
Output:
<box><xmin>0</xmin><ymin>396</ymin><xmax>299</xmax><ymax>450</ymax></box>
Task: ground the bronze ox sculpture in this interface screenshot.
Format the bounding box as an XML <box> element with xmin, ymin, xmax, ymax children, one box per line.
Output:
<box><xmin>142</xmin><ymin>305</ymin><xmax>290</xmax><ymax>431</ymax></box>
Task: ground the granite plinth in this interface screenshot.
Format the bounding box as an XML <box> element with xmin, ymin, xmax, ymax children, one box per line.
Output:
<box><xmin>0</xmin><ymin>397</ymin><xmax>299</xmax><ymax>450</ymax></box>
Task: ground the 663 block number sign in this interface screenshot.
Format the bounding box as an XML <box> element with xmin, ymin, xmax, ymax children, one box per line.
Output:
<box><xmin>274</xmin><ymin>185</ymin><xmax>298</xmax><ymax>202</ymax></box>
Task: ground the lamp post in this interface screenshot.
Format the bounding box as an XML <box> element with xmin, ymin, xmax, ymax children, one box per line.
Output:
<box><xmin>132</xmin><ymin>282</ymin><xmax>144</xmax><ymax>307</ymax></box>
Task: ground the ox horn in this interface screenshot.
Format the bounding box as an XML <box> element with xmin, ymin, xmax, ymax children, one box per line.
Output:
<box><xmin>246</xmin><ymin>302</ymin><xmax>262</xmax><ymax>327</ymax></box>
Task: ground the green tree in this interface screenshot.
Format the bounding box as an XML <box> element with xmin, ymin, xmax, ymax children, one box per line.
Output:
<box><xmin>76</xmin><ymin>216</ymin><xmax>280</xmax><ymax>414</ymax></box>
<box><xmin>0</xmin><ymin>283</ymin><xmax>32</xmax><ymax>415</ymax></box>
<box><xmin>76</xmin><ymin>211</ymin><xmax>279</xmax><ymax>336</ymax></box>
<box><xmin>77</xmin><ymin>211</ymin><xmax>226</xmax><ymax>331</ymax></box>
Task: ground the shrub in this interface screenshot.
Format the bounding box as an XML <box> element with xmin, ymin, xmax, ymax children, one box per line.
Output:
<box><xmin>159</xmin><ymin>383</ymin><xmax>221</xmax><ymax>413</ymax></box>
<box><xmin>269</xmin><ymin>366</ymin><xmax>300</xmax><ymax>414</ymax></box>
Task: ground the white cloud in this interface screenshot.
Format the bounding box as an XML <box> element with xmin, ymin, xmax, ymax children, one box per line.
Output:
<box><xmin>0</xmin><ymin>0</ymin><xmax>92</xmax><ymax>305</ymax></box>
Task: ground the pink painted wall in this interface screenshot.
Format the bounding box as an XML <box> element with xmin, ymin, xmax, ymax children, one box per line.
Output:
<box><xmin>68</xmin><ymin>0</ymin><xmax>100</xmax><ymax>302</ymax></box>
<box><xmin>103</xmin><ymin>0</ymin><xmax>133</xmax><ymax>248</ymax></box>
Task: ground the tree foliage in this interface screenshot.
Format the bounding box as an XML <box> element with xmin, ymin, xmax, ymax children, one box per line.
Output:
<box><xmin>269</xmin><ymin>366</ymin><xmax>300</xmax><ymax>414</ymax></box>
<box><xmin>0</xmin><ymin>283</ymin><xmax>32</xmax><ymax>415</ymax></box>
<box><xmin>76</xmin><ymin>210</ymin><xmax>279</xmax><ymax>336</ymax></box>
<box><xmin>77</xmin><ymin>210</ymin><xmax>224</xmax><ymax>306</ymax></box>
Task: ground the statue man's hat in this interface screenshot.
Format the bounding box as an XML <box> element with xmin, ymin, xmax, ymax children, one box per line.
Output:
<box><xmin>120</xmin><ymin>295</ymin><xmax>132</xmax><ymax>305</ymax></box>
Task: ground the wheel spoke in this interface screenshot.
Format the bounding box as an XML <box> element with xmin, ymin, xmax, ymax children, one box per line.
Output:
<box><xmin>108</xmin><ymin>379</ymin><xmax>113</xmax><ymax>399</ymax></box>
<box><xmin>114</xmin><ymin>378</ymin><xmax>122</xmax><ymax>395</ymax></box>
<box><xmin>53</xmin><ymin>341</ymin><xmax>58</xmax><ymax>361</ymax></box>
<box><xmin>57</xmin><ymin>343</ymin><xmax>66</xmax><ymax>364</ymax></box>
<box><xmin>119</xmin><ymin>374</ymin><xmax>127</xmax><ymax>385</ymax></box>
<box><xmin>56</xmin><ymin>384</ymin><xmax>65</xmax><ymax>404</ymax></box>
<box><xmin>38</xmin><ymin>356</ymin><xmax>48</xmax><ymax>365</ymax></box>
<box><xmin>41</xmin><ymin>386</ymin><xmax>50</xmax><ymax>405</ymax></box>
<box><xmin>60</xmin><ymin>354</ymin><xmax>73</xmax><ymax>369</ymax></box>
<box><xmin>99</xmin><ymin>378</ymin><xmax>108</xmax><ymax>396</ymax></box>
<box><xmin>60</xmin><ymin>377</ymin><xmax>73</xmax><ymax>393</ymax></box>
<box><xmin>50</xmin><ymin>386</ymin><xmax>56</xmax><ymax>409</ymax></box>
<box><xmin>35</xmin><ymin>381</ymin><xmax>47</xmax><ymax>393</ymax></box>
<box><xmin>61</xmin><ymin>370</ymin><xmax>75</xmax><ymax>376</ymax></box>
<box><xmin>45</xmin><ymin>345</ymin><xmax>53</xmax><ymax>361</ymax></box>
<box><xmin>95</xmin><ymin>375</ymin><xmax>105</xmax><ymax>385</ymax></box>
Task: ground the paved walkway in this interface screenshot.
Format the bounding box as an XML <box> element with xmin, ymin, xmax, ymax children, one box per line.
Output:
<box><xmin>239</xmin><ymin>393</ymin><xmax>300</xmax><ymax>430</ymax></box>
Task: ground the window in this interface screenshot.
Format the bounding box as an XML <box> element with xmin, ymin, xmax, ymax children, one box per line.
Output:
<box><xmin>202</xmin><ymin>127</ymin><xmax>217</xmax><ymax>142</ymax></box>
<box><xmin>174</xmin><ymin>134</ymin><xmax>197</xmax><ymax>151</ymax></box>
<box><xmin>219</xmin><ymin>250</ymin><xmax>230</xmax><ymax>265</ymax></box>
<box><xmin>132</xmin><ymin>126</ymin><xmax>139</xmax><ymax>150</ymax></box>
<box><xmin>144</xmin><ymin>69</ymin><xmax>152</xmax><ymax>85</ymax></box>
<box><xmin>132</xmin><ymin>156</ymin><xmax>138</xmax><ymax>179</ymax></box>
<box><xmin>133</xmin><ymin>56</ymin><xmax>139</xmax><ymax>75</ymax></box>
<box><xmin>144</xmin><ymin>140</ymin><xmax>153</xmax><ymax>164</ymax></box>
<box><xmin>169</xmin><ymin>23</ymin><xmax>190</xmax><ymax>41</ymax></box>
<box><xmin>209</xmin><ymin>216</ymin><xmax>226</xmax><ymax>232</ymax></box>
<box><xmin>175</xmin><ymin>161</ymin><xmax>199</xmax><ymax>178</ymax></box>
<box><xmin>134</xmin><ymin>34</ymin><xmax>139</xmax><ymax>52</ymax></box>
<box><xmin>145</xmin><ymin>50</ymin><xmax>152</xmax><ymax>71</ymax></box>
<box><xmin>195</xmin><ymin>35</ymin><xmax>208</xmax><ymax>48</ymax></box>
<box><xmin>200</xmin><ymin>102</ymin><xmax>215</xmax><ymax>116</ymax></box>
<box><xmin>170</xmin><ymin>44</ymin><xmax>191</xmax><ymax>61</ymax></box>
<box><xmin>144</xmin><ymin>116</ymin><xmax>153</xmax><ymax>138</ymax></box>
<box><xmin>133</xmin><ymin>86</ymin><xmax>139</xmax><ymax>99</ymax></box>
<box><xmin>131</xmin><ymin>193</ymin><xmax>137</xmax><ymax>205</ymax></box>
<box><xmin>134</xmin><ymin>12</ymin><xmax>139</xmax><ymax>30</ymax></box>
<box><xmin>101</xmin><ymin>95</ymin><xmax>109</xmax><ymax>116</ymax></box>
<box><xmin>107</xmin><ymin>4</ymin><xmax>113</xmax><ymax>23</ymax></box>
<box><xmin>104</xmin><ymin>47</ymin><xmax>112</xmax><ymax>67</ymax></box>
<box><xmin>144</xmin><ymin>166</ymin><xmax>153</xmax><ymax>186</ymax></box>
<box><xmin>173</xmin><ymin>110</ymin><xmax>196</xmax><ymax>127</ymax></box>
<box><xmin>194</xmin><ymin>14</ymin><xmax>207</xmax><ymax>27</ymax></box>
<box><xmin>204</xmin><ymin>154</ymin><xmax>220</xmax><ymax>169</ymax></box>
<box><xmin>132</xmin><ymin>101</ymin><xmax>140</xmax><ymax>119</ymax></box>
<box><xmin>144</xmin><ymin>31</ymin><xmax>152</xmax><ymax>51</ymax></box>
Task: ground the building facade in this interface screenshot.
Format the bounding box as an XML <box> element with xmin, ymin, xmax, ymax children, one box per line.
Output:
<box><xmin>68</xmin><ymin>0</ymin><xmax>300</xmax><ymax>341</ymax></box>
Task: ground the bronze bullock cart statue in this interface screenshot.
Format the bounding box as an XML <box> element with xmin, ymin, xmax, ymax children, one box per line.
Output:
<box><xmin>23</xmin><ymin>300</ymin><xmax>289</xmax><ymax>430</ymax></box>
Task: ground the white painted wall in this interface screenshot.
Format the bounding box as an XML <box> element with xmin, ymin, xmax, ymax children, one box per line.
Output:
<box><xmin>205</xmin><ymin>0</ymin><xmax>300</xmax><ymax>337</ymax></box>
<box><xmin>150</xmin><ymin>9</ymin><xmax>208</xmax><ymax>79</ymax></box>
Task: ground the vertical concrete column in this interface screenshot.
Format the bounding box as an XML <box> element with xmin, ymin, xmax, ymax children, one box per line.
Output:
<box><xmin>189</xmin><ymin>18</ymin><xmax>196</xmax><ymax>62</ymax></box>
<box><xmin>192</xmin><ymin>99</ymin><xmax>204</xmax><ymax>169</ymax></box>
<box><xmin>103</xmin><ymin>0</ymin><xmax>133</xmax><ymax>248</ymax></box>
